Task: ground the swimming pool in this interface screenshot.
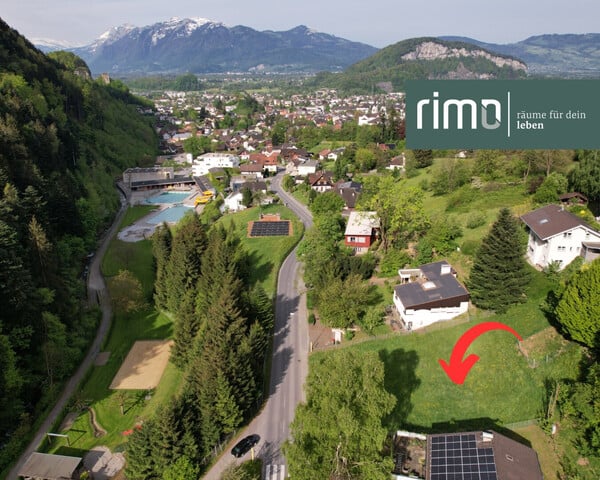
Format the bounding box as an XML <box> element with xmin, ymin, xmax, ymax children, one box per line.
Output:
<box><xmin>148</xmin><ymin>205</ymin><xmax>194</xmax><ymax>224</ymax></box>
<box><xmin>146</xmin><ymin>192</ymin><xmax>190</xmax><ymax>204</ymax></box>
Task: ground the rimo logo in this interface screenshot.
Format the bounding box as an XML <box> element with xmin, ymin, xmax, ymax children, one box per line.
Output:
<box><xmin>416</xmin><ymin>91</ymin><xmax>503</xmax><ymax>131</ymax></box>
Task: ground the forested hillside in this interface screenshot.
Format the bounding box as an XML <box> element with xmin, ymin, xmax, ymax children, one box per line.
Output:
<box><xmin>306</xmin><ymin>37</ymin><xmax>527</xmax><ymax>93</ymax></box>
<box><xmin>0</xmin><ymin>17</ymin><xmax>156</xmax><ymax>471</ymax></box>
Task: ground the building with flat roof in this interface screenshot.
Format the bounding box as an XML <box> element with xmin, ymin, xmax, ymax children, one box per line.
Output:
<box><xmin>393</xmin><ymin>261</ymin><xmax>469</xmax><ymax>330</ymax></box>
<box><xmin>192</xmin><ymin>153</ymin><xmax>240</xmax><ymax>176</ymax></box>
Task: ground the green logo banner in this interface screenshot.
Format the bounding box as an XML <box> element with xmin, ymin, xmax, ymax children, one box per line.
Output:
<box><xmin>405</xmin><ymin>80</ymin><xmax>600</xmax><ymax>149</ymax></box>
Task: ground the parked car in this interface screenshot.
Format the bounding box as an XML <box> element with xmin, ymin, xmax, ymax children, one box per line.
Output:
<box><xmin>231</xmin><ymin>434</ymin><xmax>260</xmax><ymax>458</ymax></box>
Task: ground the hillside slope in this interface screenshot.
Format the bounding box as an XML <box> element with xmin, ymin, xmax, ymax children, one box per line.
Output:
<box><xmin>0</xmin><ymin>17</ymin><xmax>156</xmax><ymax>473</ymax></box>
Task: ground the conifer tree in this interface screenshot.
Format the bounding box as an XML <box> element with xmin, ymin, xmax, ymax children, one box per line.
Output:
<box><xmin>164</xmin><ymin>214</ymin><xmax>206</xmax><ymax>314</ymax></box>
<box><xmin>556</xmin><ymin>259</ymin><xmax>600</xmax><ymax>347</ymax></box>
<box><xmin>171</xmin><ymin>289</ymin><xmax>201</xmax><ymax>368</ymax></box>
<box><xmin>152</xmin><ymin>222</ymin><xmax>172</xmax><ymax>310</ymax></box>
<box><xmin>468</xmin><ymin>208</ymin><xmax>530</xmax><ymax>312</ymax></box>
<box><xmin>125</xmin><ymin>419</ymin><xmax>158</xmax><ymax>480</ymax></box>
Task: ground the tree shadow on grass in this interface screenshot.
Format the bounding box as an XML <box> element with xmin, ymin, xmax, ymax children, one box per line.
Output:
<box><xmin>246</xmin><ymin>250</ymin><xmax>274</xmax><ymax>287</ymax></box>
<box><xmin>379</xmin><ymin>348</ymin><xmax>421</xmax><ymax>428</ymax></box>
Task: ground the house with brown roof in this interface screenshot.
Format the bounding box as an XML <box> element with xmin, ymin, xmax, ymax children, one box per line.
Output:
<box><xmin>308</xmin><ymin>171</ymin><xmax>335</xmax><ymax>192</ymax></box>
<box><xmin>521</xmin><ymin>204</ymin><xmax>600</xmax><ymax>270</ymax></box>
<box><xmin>393</xmin><ymin>261</ymin><xmax>469</xmax><ymax>330</ymax></box>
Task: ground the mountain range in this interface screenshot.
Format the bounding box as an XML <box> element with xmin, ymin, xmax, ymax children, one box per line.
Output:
<box><xmin>38</xmin><ymin>17</ymin><xmax>378</xmax><ymax>75</ymax></box>
<box><xmin>440</xmin><ymin>34</ymin><xmax>600</xmax><ymax>77</ymax></box>
<box><xmin>32</xmin><ymin>17</ymin><xmax>600</xmax><ymax>78</ymax></box>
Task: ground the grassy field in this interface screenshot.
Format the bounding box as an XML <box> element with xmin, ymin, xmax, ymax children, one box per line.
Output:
<box><xmin>313</xmin><ymin>272</ymin><xmax>582</xmax><ymax>432</ymax></box>
<box><xmin>217</xmin><ymin>204</ymin><xmax>304</xmax><ymax>296</ymax></box>
<box><xmin>45</xmin><ymin>205</ymin><xmax>180</xmax><ymax>455</ymax></box>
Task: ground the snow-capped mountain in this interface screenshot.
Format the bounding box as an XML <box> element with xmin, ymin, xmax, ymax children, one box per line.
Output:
<box><xmin>44</xmin><ymin>17</ymin><xmax>377</xmax><ymax>74</ymax></box>
<box><xmin>32</xmin><ymin>37</ymin><xmax>78</xmax><ymax>53</ymax></box>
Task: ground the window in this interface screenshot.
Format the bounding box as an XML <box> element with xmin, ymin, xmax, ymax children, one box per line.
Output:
<box><xmin>349</xmin><ymin>237</ymin><xmax>356</xmax><ymax>242</ymax></box>
<box><xmin>563</xmin><ymin>232</ymin><xmax>572</xmax><ymax>238</ymax></box>
<box><xmin>557</xmin><ymin>246</ymin><xmax>566</xmax><ymax>251</ymax></box>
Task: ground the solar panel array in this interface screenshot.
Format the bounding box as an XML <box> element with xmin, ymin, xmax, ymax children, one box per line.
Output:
<box><xmin>430</xmin><ymin>434</ymin><xmax>497</xmax><ymax>480</ymax></box>
<box><xmin>250</xmin><ymin>221</ymin><xmax>290</xmax><ymax>237</ymax></box>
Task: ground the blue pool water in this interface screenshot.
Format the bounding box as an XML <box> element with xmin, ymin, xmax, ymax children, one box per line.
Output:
<box><xmin>146</xmin><ymin>192</ymin><xmax>190</xmax><ymax>204</ymax></box>
<box><xmin>148</xmin><ymin>205</ymin><xmax>194</xmax><ymax>224</ymax></box>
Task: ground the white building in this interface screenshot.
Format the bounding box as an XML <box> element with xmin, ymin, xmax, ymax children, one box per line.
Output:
<box><xmin>297</xmin><ymin>160</ymin><xmax>319</xmax><ymax>176</ymax></box>
<box><xmin>521</xmin><ymin>204</ymin><xmax>600</xmax><ymax>270</ymax></box>
<box><xmin>192</xmin><ymin>153</ymin><xmax>240</xmax><ymax>176</ymax></box>
<box><xmin>222</xmin><ymin>191</ymin><xmax>246</xmax><ymax>212</ymax></box>
<box><xmin>393</xmin><ymin>261</ymin><xmax>470</xmax><ymax>330</ymax></box>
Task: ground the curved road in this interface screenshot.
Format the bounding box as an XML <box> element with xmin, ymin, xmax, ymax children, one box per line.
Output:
<box><xmin>202</xmin><ymin>174</ymin><xmax>313</xmax><ymax>480</ymax></box>
<box><xmin>6</xmin><ymin>192</ymin><xmax>128</xmax><ymax>480</ymax></box>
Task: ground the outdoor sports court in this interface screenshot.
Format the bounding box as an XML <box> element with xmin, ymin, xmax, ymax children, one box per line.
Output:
<box><xmin>109</xmin><ymin>340</ymin><xmax>173</xmax><ymax>390</ymax></box>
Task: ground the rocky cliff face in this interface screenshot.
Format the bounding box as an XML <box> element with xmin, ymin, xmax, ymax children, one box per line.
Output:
<box><xmin>402</xmin><ymin>41</ymin><xmax>527</xmax><ymax>72</ymax></box>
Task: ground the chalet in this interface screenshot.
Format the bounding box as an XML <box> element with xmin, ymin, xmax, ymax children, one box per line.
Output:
<box><xmin>344</xmin><ymin>211</ymin><xmax>379</xmax><ymax>254</ymax></box>
<box><xmin>521</xmin><ymin>204</ymin><xmax>600</xmax><ymax>270</ymax></box>
<box><xmin>308</xmin><ymin>171</ymin><xmax>335</xmax><ymax>192</ymax></box>
<box><xmin>393</xmin><ymin>261</ymin><xmax>469</xmax><ymax>330</ymax></box>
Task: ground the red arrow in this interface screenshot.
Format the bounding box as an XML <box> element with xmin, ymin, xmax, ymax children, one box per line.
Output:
<box><xmin>439</xmin><ymin>322</ymin><xmax>522</xmax><ymax>385</ymax></box>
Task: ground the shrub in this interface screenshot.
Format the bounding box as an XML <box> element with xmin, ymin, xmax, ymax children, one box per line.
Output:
<box><xmin>466</xmin><ymin>213</ymin><xmax>486</xmax><ymax>229</ymax></box>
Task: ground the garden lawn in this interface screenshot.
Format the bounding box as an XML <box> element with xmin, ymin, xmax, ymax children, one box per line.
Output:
<box><xmin>101</xmin><ymin>206</ymin><xmax>156</xmax><ymax>299</ymax></box>
<box><xmin>218</xmin><ymin>204</ymin><xmax>304</xmax><ymax>296</ymax></box>
<box><xmin>45</xmin><ymin>206</ymin><xmax>179</xmax><ymax>454</ymax></box>
<box><xmin>313</xmin><ymin>271</ymin><xmax>583</xmax><ymax>432</ymax></box>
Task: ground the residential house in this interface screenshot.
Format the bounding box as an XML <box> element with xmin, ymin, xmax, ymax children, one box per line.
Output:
<box><xmin>334</xmin><ymin>180</ymin><xmax>362</xmax><ymax>210</ymax></box>
<box><xmin>392</xmin><ymin>430</ymin><xmax>543</xmax><ymax>480</ymax></box>
<box><xmin>192</xmin><ymin>153</ymin><xmax>240</xmax><ymax>176</ymax></box>
<box><xmin>387</xmin><ymin>154</ymin><xmax>406</xmax><ymax>171</ymax></box>
<box><xmin>298</xmin><ymin>160</ymin><xmax>319</xmax><ymax>177</ymax></box>
<box><xmin>393</xmin><ymin>261</ymin><xmax>469</xmax><ymax>330</ymax></box>
<box><xmin>559</xmin><ymin>192</ymin><xmax>588</xmax><ymax>206</ymax></box>
<box><xmin>240</xmin><ymin>163</ymin><xmax>264</xmax><ymax>178</ymax></box>
<box><xmin>521</xmin><ymin>204</ymin><xmax>600</xmax><ymax>270</ymax></box>
<box><xmin>344</xmin><ymin>211</ymin><xmax>379</xmax><ymax>254</ymax></box>
<box><xmin>223</xmin><ymin>191</ymin><xmax>245</xmax><ymax>212</ymax></box>
<box><xmin>308</xmin><ymin>171</ymin><xmax>335</xmax><ymax>192</ymax></box>
<box><xmin>319</xmin><ymin>148</ymin><xmax>332</xmax><ymax>160</ymax></box>
<box><xmin>327</xmin><ymin>147</ymin><xmax>346</xmax><ymax>161</ymax></box>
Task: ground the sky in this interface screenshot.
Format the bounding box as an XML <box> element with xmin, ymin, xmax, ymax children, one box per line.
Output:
<box><xmin>2</xmin><ymin>0</ymin><xmax>600</xmax><ymax>48</ymax></box>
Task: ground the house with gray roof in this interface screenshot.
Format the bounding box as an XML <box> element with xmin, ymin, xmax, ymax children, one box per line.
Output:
<box><xmin>393</xmin><ymin>261</ymin><xmax>469</xmax><ymax>330</ymax></box>
<box><xmin>520</xmin><ymin>204</ymin><xmax>600</xmax><ymax>270</ymax></box>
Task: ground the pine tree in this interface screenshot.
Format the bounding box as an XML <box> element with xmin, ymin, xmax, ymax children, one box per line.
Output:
<box><xmin>125</xmin><ymin>419</ymin><xmax>158</xmax><ymax>480</ymax></box>
<box><xmin>468</xmin><ymin>208</ymin><xmax>530</xmax><ymax>312</ymax></box>
<box><xmin>152</xmin><ymin>222</ymin><xmax>172</xmax><ymax>310</ymax></box>
<box><xmin>164</xmin><ymin>214</ymin><xmax>206</xmax><ymax>314</ymax></box>
<box><xmin>171</xmin><ymin>289</ymin><xmax>201</xmax><ymax>368</ymax></box>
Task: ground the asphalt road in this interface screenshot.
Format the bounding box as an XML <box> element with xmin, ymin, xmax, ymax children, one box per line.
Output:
<box><xmin>202</xmin><ymin>174</ymin><xmax>313</xmax><ymax>479</ymax></box>
<box><xmin>6</xmin><ymin>191</ymin><xmax>128</xmax><ymax>480</ymax></box>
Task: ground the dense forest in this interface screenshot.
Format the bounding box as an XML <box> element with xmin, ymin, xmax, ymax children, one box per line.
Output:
<box><xmin>0</xmin><ymin>17</ymin><xmax>156</xmax><ymax>471</ymax></box>
<box><xmin>124</xmin><ymin>219</ymin><xmax>273</xmax><ymax>478</ymax></box>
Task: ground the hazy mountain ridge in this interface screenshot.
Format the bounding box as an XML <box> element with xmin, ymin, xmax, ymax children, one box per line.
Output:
<box><xmin>308</xmin><ymin>37</ymin><xmax>527</xmax><ymax>93</ymax></box>
<box><xmin>440</xmin><ymin>34</ymin><xmax>600</xmax><ymax>77</ymax></box>
<box><xmin>40</xmin><ymin>17</ymin><xmax>378</xmax><ymax>74</ymax></box>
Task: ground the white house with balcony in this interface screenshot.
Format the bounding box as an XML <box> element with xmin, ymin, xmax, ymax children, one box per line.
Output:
<box><xmin>192</xmin><ymin>153</ymin><xmax>240</xmax><ymax>176</ymax></box>
<box><xmin>520</xmin><ymin>204</ymin><xmax>600</xmax><ymax>270</ymax></box>
<box><xmin>393</xmin><ymin>261</ymin><xmax>470</xmax><ymax>331</ymax></box>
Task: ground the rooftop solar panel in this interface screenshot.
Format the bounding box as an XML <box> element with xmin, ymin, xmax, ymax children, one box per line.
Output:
<box><xmin>428</xmin><ymin>433</ymin><xmax>498</xmax><ymax>480</ymax></box>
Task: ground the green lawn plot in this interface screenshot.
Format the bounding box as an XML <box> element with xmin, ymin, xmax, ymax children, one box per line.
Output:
<box><xmin>315</xmin><ymin>270</ymin><xmax>583</xmax><ymax>432</ymax></box>
<box><xmin>218</xmin><ymin>204</ymin><xmax>304</xmax><ymax>296</ymax></box>
<box><xmin>46</xmin><ymin>205</ymin><xmax>179</xmax><ymax>454</ymax></box>
<box><xmin>45</xmin><ymin>308</ymin><xmax>180</xmax><ymax>454</ymax></box>
<box><xmin>291</xmin><ymin>188</ymin><xmax>310</xmax><ymax>206</ymax></box>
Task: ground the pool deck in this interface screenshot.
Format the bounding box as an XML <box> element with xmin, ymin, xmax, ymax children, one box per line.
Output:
<box><xmin>117</xmin><ymin>190</ymin><xmax>203</xmax><ymax>242</ymax></box>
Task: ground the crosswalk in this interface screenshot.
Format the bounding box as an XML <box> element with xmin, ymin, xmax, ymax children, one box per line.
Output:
<box><xmin>264</xmin><ymin>464</ymin><xmax>286</xmax><ymax>479</ymax></box>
